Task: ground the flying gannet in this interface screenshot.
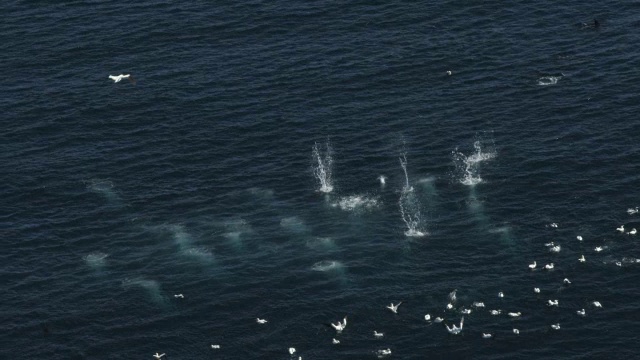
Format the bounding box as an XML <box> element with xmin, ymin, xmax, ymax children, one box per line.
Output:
<box><xmin>387</xmin><ymin>302</ymin><xmax>402</xmax><ymax>314</ymax></box>
<box><xmin>579</xmin><ymin>255</ymin><xmax>586</xmax><ymax>263</ymax></box>
<box><xmin>108</xmin><ymin>74</ymin><xmax>136</xmax><ymax>85</ymax></box>
<box><xmin>153</xmin><ymin>353</ymin><xmax>165</xmax><ymax>359</ymax></box>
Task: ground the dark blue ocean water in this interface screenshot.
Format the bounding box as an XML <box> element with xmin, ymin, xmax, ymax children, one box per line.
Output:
<box><xmin>4</xmin><ymin>1</ymin><xmax>640</xmax><ymax>359</ymax></box>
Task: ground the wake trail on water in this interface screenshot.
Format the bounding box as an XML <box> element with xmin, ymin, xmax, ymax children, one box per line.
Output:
<box><xmin>312</xmin><ymin>139</ymin><xmax>334</xmax><ymax>193</ymax></box>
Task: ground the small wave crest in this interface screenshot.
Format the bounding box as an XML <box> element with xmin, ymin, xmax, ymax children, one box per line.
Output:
<box><xmin>311</xmin><ymin>260</ymin><xmax>343</xmax><ymax>272</ymax></box>
<box><xmin>537</xmin><ymin>76</ymin><xmax>562</xmax><ymax>86</ymax></box>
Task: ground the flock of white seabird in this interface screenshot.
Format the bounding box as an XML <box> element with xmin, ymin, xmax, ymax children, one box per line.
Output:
<box><xmin>149</xmin><ymin>207</ymin><xmax>638</xmax><ymax>359</ymax></box>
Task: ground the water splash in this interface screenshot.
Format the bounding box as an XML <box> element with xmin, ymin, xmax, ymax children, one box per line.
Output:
<box><xmin>311</xmin><ymin>260</ymin><xmax>343</xmax><ymax>272</ymax></box>
<box><xmin>452</xmin><ymin>140</ymin><xmax>495</xmax><ymax>186</ymax></box>
<box><xmin>398</xmin><ymin>154</ymin><xmax>425</xmax><ymax>237</ymax></box>
<box><xmin>121</xmin><ymin>278</ymin><xmax>166</xmax><ymax>304</ymax></box>
<box><xmin>312</xmin><ymin>140</ymin><xmax>334</xmax><ymax>193</ymax></box>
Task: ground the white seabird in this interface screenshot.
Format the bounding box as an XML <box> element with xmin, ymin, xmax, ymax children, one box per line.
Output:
<box><xmin>545</xmin><ymin>263</ymin><xmax>555</xmax><ymax>270</ymax></box>
<box><xmin>387</xmin><ymin>302</ymin><xmax>402</xmax><ymax>314</ymax></box>
<box><xmin>551</xmin><ymin>323</ymin><xmax>561</xmax><ymax>330</ymax></box>
<box><xmin>577</xmin><ymin>235</ymin><xmax>583</xmax><ymax>241</ymax></box>
<box><xmin>627</xmin><ymin>207</ymin><xmax>638</xmax><ymax>215</ymax></box>
<box><xmin>473</xmin><ymin>302</ymin><xmax>485</xmax><ymax>308</ymax></box>
<box><xmin>331</xmin><ymin>316</ymin><xmax>347</xmax><ymax>332</ymax></box>
<box><xmin>616</xmin><ymin>261</ymin><xmax>622</xmax><ymax>267</ymax></box>
<box><xmin>579</xmin><ymin>255</ymin><xmax>586</xmax><ymax>263</ymax></box>
<box><xmin>449</xmin><ymin>289</ymin><xmax>457</xmax><ymax>303</ymax></box>
<box><xmin>592</xmin><ymin>301</ymin><xmax>603</xmax><ymax>308</ymax></box>
<box><xmin>617</xmin><ymin>225</ymin><xmax>625</xmax><ymax>233</ymax></box>
<box><xmin>153</xmin><ymin>353</ymin><xmax>165</xmax><ymax>359</ymax></box>
<box><xmin>534</xmin><ymin>287</ymin><xmax>541</xmax><ymax>293</ymax></box>
<box><xmin>461</xmin><ymin>308</ymin><xmax>472</xmax><ymax>315</ymax></box>
<box><xmin>628</xmin><ymin>228</ymin><xmax>637</xmax><ymax>235</ymax></box>
<box><xmin>211</xmin><ymin>345</ymin><xmax>221</xmax><ymax>349</ymax></box>
<box><xmin>378</xmin><ymin>348</ymin><xmax>392</xmax><ymax>356</ymax></box>
<box><xmin>445</xmin><ymin>316</ymin><xmax>464</xmax><ymax>335</ymax></box>
<box><xmin>508</xmin><ymin>312</ymin><xmax>522</xmax><ymax>317</ymax></box>
<box><xmin>446</xmin><ymin>303</ymin><xmax>454</xmax><ymax>310</ymax></box>
<box><xmin>547</xmin><ymin>299</ymin><xmax>559</xmax><ymax>307</ymax></box>
<box><xmin>550</xmin><ymin>245</ymin><xmax>561</xmax><ymax>253</ymax></box>
<box><xmin>595</xmin><ymin>246</ymin><xmax>603</xmax><ymax>252</ymax></box>
<box><xmin>482</xmin><ymin>333</ymin><xmax>492</xmax><ymax>339</ymax></box>
<box><xmin>446</xmin><ymin>70</ymin><xmax>452</xmax><ymax>76</ymax></box>
<box><xmin>289</xmin><ymin>347</ymin><xmax>296</xmax><ymax>355</ymax></box>
<box><xmin>108</xmin><ymin>74</ymin><xmax>136</xmax><ymax>84</ymax></box>
<box><xmin>434</xmin><ymin>317</ymin><xmax>444</xmax><ymax>323</ymax></box>
<box><xmin>424</xmin><ymin>314</ymin><xmax>431</xmax><ymax>321</ymax></box>
<box><xmin>378</xmin><ymin>175</ymin><xmax>387</xmax><ymax>185</ymax></box>
<box><xmin>373</xmin><ymin>331</ymin><xmax>384</xmax><ymax>338</ymax></box>
<box><xmin>498</xmin><ymin>292</ymin><xmax>504</xmax><ymax>298</ymax></box>
<box><xmin>174</xmin><ymin>294</ymin><xmax>184</xmax><ymax>298</ymax></box>
<box><xmin>332</xmin><ymin>338</ymin><xmax>340</xmax><ymax>344</ymax></box>
<box><xmin>563</xmin><ymin>278</ymin><xmax>571</xmax><ymax>285</ymax></box>
<box><xmin>490</xmin><ymin>309</ymin><xmax>502</xmax><ymax>315</ymax></box>
<box><xmin>529</xmin><ymin>261</ymin><xmax>537</xmax><ymax>269</ymax></box>
<box><xmin>550</xmin><ymin>223</ymin><xmax>558</xmax><ymax>228</ymax></box>
<box><xmin>577</xmin><ymin>309</ymin><xmax>586</xmax><ymax>316</ymax></box>
<box><xmin>513</xmin><ymin>328</ymin><xmax>520</xmax><ymax>334</ymax></box>
<box><xmin>256</xmin><ymin>318</ymin><xmax>268</xmax><ymax>324</ymax></box>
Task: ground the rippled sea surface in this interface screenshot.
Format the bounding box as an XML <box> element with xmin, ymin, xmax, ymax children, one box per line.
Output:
<box><xmin>4</xmin><ymin>1</ymin><xmax>640</xmax><ymax>359</ymax></box>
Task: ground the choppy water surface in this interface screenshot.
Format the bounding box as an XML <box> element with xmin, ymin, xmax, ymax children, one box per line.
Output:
<box><xmin>3</xmin><ymin>1</ymin><xmax>640</xmax><ymax>359</ymax></box>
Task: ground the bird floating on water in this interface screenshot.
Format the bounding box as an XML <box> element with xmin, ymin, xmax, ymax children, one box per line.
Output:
<box><xmin>592</xmin><ymin>301</ymin><xmax>603</xmax><ymax>308</ymax></box>
<box><xmin>482</xmin><ymin>333</ymin><xmax>492</xmax><ymax>339</ymax></box>
<box><xmin>446</xmin><ymin>70</ymin><xmax>452</xmax><ymax>76</ymax></box>
<box><xmin>211</xmin><ymin>345</ymin><xmax>221</xmax><ymax>349</ymax></box>
<box><xmin>473</xmin><ymin>302</ymin><xmax>485</xmax><ymax>308</ymax></box>
<box><xmin>153</xmin><ymin>353</ymin><xmax>165</xmax><ymax>359</ymax></box>
<box><xmin>461</xmin><ymin>308</ymin><xmax>472</xmax><ymax>315</ymax></box>
<box><xmin>545</xmin><ymin>263</ymin><xmax>555</xmax><ymax>270</ymax></box>
<box><xmin>563</xmin><ymin>278</ymin><xmax>571</xmax><ymax>285</ymax></box>
<box><xmin>617</xmin><ymin>225</ymin><xmax>625</xmax><ymax>232</ymax></box>
<box><xmin>577</xmin><ymin>235</ymin><xmax>583</xmax><ymax>241</ymax></box>
<box><xmin>446</xmin><ymin>303</ymin><xmax>454</xmax><ymax>310</ymax></box>
<box><xmin>424</xmin><ymin>314</ymin><xmax>431</xmax><ymax>321</ymax></box>
<box><xmin>547</xmin><ymin>299</ymin><xmax>559</xmax><ymax>307</ymax></box>
<box><xmin>579</xmin><ymin>255</ymin><xmax>586</xmax><ymax>263</ymax></box>
<box><xmin>595</xmin><ymin>246</ymin><xmax>603</xmax><ymax>252</ymax></box>
<box><xmin>508</xmin><ymin>312</ymin><xmax>522</xmax><ymax>317</ymax></box>
<box><xmin>374</xmin><ymin>331</ymin><xmax>384</xmax><ymax>338</ymax></box>
<box><xmin>577</xmin><ymin>309</ymin><xmax>586</xmax><ymax>316</ymax></box>
<box><xmin>498</xmin><ymin>292</ymin><xmax>504</xmax><ymax>298</ymax></box>
<box><xmin>108</xmin><ymin>74</ymin><xmax>136</xmax><ymax>84</ymax></box>
<box><xmin>550</xmin><ymin>223</ymin><xmax>558</xmax><ymax>228</ymax></box>
<box><xmin>550</xmin><ymin>245</ymin><xmax>561</xmax><ymax>253</ymax></box>
<box><xmin>534</xmin><ymin>287</ymin><xmax>541</xmax><ymax>293</ymax></box>
<box><xmin>378</xmin><ymin>175</ymin><xmax>387</xmax><ymax>185</ymax></box>
<box><xmin>551</xmin><ymin>323</ymin><xmax>561</xmax><ymax>330</ymax></box>
<box><xmin>616</xmin><ymin>261</ymin><xmax>622</xmax><ymax>267</ymax></box>
<box><xmin>627</xmin><ymin>228</ymin><xmax>637</xmax><ymax>235</ymax></box>
<box><xmin>332</xmin><ymin>338</ymin><xmax>340</xmax><ymax>344</ymax></box>
<box><xmin>434</xmin><ymin>317</ymin><xmax>444</xmax><ymax>323</ymax></box>
<box><xmin>490</xmin><ymin>309</ymin><xmax>502</xmax><ymax>315</ymax></box>
<box><xmin>256</xmin><ymin>318</ymin><xmax>268</xmax><ymax>324</ymax></box>
<box><xmin>513</xmin><ymin>328</ymin><xmax>520</xmax><ymax>334</ymax></box>
<box><xmin>387</xmin><ymin>302</ymin><xmax>402</xmax><ymax>314</ymax></box>
<box><xmin>529</xmin><ymin>261</ymin><xmax>537</xmax><ymax>269</ymax></box>
<box><xmin>289</xmin><ymin>347</ymin><xmax>296</xmax><ymax>355</ymax></box>
<box><xmin>628</xmin><ymin>207</ymin><xmax>638</xmax><ymax>215</ymax></box>
<box><xmin>378</xmin><ymin>348</ymin><xmax>392</xmax><ymax>356</ymax></box>
<box><xmin>174</xmin><ymin>294</ymin><xmax>184</xmax><ymax>298</ymax></box>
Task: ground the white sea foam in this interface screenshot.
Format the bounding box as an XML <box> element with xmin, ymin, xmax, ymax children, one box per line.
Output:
<box><xmin>182</xmin><ymin>246</ymin><xmax>215</xmax><ymax>264</ymax></box>
<box><xmin>83</xmin><ymin>252</ymin><xmax>108</xmax><ymax>268</ymax></box>
<box><xmin>86</xmin><ymin>179</ymin><xmax>120</xmax><ymax>202</ymax></box>
<box><xmin>399</xmin><ymin>154</ymin><xmax>426</xmax><ymax>237</ymax></box>
<box><xmin>537</xmin><ymin>76</ymin><xmax>562</xmax><ymax>86</ymax></box>
<box><xmin>311</xmin><ymin>260</ymin><xmax>343</xmax><ymax>272</ymax></box>
<box><xmin>122</xmin><ymin>278</ymin><xmax>165</xmax><ymax>303</ymax></box>
<box><xmin>452</xmin><ymin>139</ymin><xmax>496</xmax><ymax>186</ymax></box>
<box><xmin>306</xmin><ymin>236</ymin><xmax>335</xmax><ymax>250</ymax></box>
<box><xmin>333</xmin><ymin>195</ymin><xmax>379</xmax><ymax>211</ymax></box>
<box><xmin>280</xmin><ymin>216</ymin><xmax>308</xmax><ymax>234</ymax></box>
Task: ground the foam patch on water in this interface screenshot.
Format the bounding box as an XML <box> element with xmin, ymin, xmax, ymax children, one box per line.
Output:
<box><xmin>280</xmin><ymin>216</ymin><xmax>308</xmax><ymax>234</ymax></box>
<box><xmin>332</xmin><ymin>195</ymin><xmax>379</xmax><ymax>211</ymax></box>
<box><xmin>311</xmin><ymin>260</ymin><xmax>343</xmax><ymax>272</ymax></box>
<box><xmin>537</xmin><ymin>76</ymin><xmax>562</xmax><ymax>86</ymax></box>
<box><xmin>86</xmin><ymin>179</ymin><xmax>120</xmax><ymax>202</ymax></box>
<box><xmin>306</xmin><ymin>236</ymin><xmax>335</xmax><ymax>250</ymax></box>
<box><xmin>83</xmin><ymin>252</ymin><xmax>108</xmax><ymax>268</ymax></box>
<box><xmin>122</xmin><ymin>278</ymin><xmax>166</xmax><ymax>303</ymax></box>
<box><xmin>182</xmin><ymin>246</ymin><xmax>215</xmax><ymax>264</ymax></box>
